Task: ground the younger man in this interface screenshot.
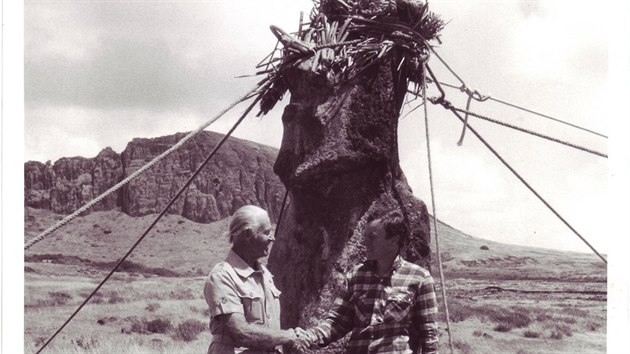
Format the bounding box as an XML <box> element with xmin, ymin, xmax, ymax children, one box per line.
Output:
<box><xmin>301</xmin><ymin>209</ymin><xmax>439</xmax><ymax>353</ymax></box>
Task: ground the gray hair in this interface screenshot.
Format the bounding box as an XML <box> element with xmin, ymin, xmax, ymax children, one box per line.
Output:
<box><xmin>228</xmin><ymin>205</ymin><xmax>269</xmax><ymax>243</ymax></box>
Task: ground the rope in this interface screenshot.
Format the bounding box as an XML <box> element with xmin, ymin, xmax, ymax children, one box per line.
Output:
<box><xmin>456</xmin><ymin>94</ymin><xmax>473</xmax><ymax>145</ymax></box>
<box><xmin>313</xmin><ymin>39</ymin><xmax>362</xmax><ymax>51</ymax></box>
<box><xmin>434</xmin><ymin>80</ymin><xmax>608</xmax><ymax>139</ymax></box>
<box><xmin>431</xmin><ymin>98</ymin><xmax>607</xmax><ymax>265</ymax></box>
<box><xmin>421</xmin><ymin>44</ymin><xmax>608</xmax><ymax>139</ymax></box>
<box><xmin>449</xmin><ymin>106</ymin><xmax>608</xmax><ymax>158</ymax></box>
<box><xmin>425</xmin><ymin>47</ymin><xmax>467</xmax><ymax>87</ymax></box>
<box><xmin>273</xmin><ymin>189</ymin><xmax>290</xmax><ymax>240</ymax></box>
<box><xmin>421</xmin><ymin>66</ymin><xmax>606</xmax><ymax>158</ymax></box>
<box><xmin>34</xmin><ymin>96</ymin><xmax>261</xmax><ymax>354</ymax></box>
<box><xmin>421</xmin><ymin>64</ymin><xmax>455</xmax><ymax>354</ymax></box>
<box><xmin>24</xmin><ymin>85</ymin><xmax>260</xmax><ymax>250</ymax></box>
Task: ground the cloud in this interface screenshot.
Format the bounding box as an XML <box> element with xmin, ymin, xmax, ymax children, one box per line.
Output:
<box><xmin>26</xmin><ymin>3</ymin><xmax>240</xmax><ymax>112</ymax></box>
<box><xmin>27</xmin><ymin>38</ymin><xmax>206</xmax><ymax>110</ymax></box>
<box><xmin>509</xmin><ymin>0</ymin><xmax>607</xmax><ymax>81</ymax></box>
<box><xmin>24</xmin><ymin>0</ymin><xmax>313</xmax><ymax>112</ymax></box>
<box><xmin>24</xmin><ymin>0</ymin><xmax>312</xmax><ymax>162</ymax></box>
<box><xmin>25</xmin><ymin>98</ymin><xmax>288</xmax><ymax>163</ymax></box>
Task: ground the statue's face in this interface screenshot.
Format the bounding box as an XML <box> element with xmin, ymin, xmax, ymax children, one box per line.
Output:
<box><xmin>273</xmin><ymin>60</ymin><xmax>401</xmax><ymax>192</ymax></box>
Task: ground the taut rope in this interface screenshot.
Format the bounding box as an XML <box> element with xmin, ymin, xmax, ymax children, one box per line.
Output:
<box><xmin>429</xmin><ymin>94</ymin><xmax>607</xmax><ymax>265</ymax></box>
<box><xmin>434</xmin><ymin>80</ymin><xmax>607</xmax><ymax>139</ymax></box>
<box><xmin>421</xmin><ymin>63</ymin><xmax>455</xmax><ymax>354</ymax></box>
<box><xmin>449</xmin><ymin>106</ymin><xmax>607</xmax><ymax>158</ymax></box>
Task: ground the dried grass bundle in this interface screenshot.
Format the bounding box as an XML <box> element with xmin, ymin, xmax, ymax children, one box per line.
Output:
<box><xmin>254</xmin><ymin>0</ymin><xmax>444</xmax><ymax>115</ymax></box>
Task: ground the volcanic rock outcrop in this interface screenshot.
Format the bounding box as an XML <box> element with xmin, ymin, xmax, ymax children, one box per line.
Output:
<box><xmin>24</xmin><ymin>132</ymin><xmax>285</xmax><ymax>222</ymax></box>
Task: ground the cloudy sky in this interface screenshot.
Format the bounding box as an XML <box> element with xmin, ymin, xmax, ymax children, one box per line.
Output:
<box><xmin>21</xmin><ymin>0</ymin><xmax>614</xmax><ymax>257</ymax></box>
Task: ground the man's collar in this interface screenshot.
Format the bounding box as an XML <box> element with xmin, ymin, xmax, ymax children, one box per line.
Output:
<box><xmin>226</xmin><ymin>249</ymin><xmax>261</xmax><ymax>278</ymax></box>
<box><xmin>385</xmin><ymin>254</ymin><xmax>404</xmax><ymax>274</ymax></box>
<box><xmin>365</xmin><ymin>255</ymin><xmax>404</xmax><ymax>275</ymax></box>
<box><xmin>392</xmin><ymin>254</ymin><xmax>403</xmax><ymax>270</ymax></box>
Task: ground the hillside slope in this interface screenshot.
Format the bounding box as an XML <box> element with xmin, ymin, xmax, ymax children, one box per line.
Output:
<box><xmin>24</xmin><ymin>207</ymin><xmax>606</xmax><ymax>284</ymax></box>
<box><xmin>25</xmin><ymin>207</ymin><xmax>231</xmax><ymax>277</ymax></box>
<box><xmin>430</xmin><ymin>219</ymin><xmax>606</xmax><ymax>282</ymax></box>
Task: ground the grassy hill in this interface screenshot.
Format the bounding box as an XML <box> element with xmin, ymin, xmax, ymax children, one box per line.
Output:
<box><xmin>24</xmin><ymin>207</ymin><xmax>232</xmax><ymax>277</ymax></box>
<box><xmin>24</xmin><ymin>207</ymin><xmax>606</xmax><ymax>283</ymax></box>
<box><xmin>429</xmin><ymin>218</ymin><xmax>606</xmax><ymax>282</ymax></box>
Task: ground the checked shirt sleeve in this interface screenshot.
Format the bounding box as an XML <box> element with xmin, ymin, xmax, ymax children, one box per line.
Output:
<box><xmin>410</xmin><ymin>273</ymin><xmax>439</xmax><ymax>354</ymax></box>
<box><xmin>310</xmin><ymin>272</ymin><xmax>355</xmax><ymax>346</ymax></box>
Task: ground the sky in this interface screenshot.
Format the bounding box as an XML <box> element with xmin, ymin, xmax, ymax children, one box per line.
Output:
<box><xmin>4</xmin><ymin>0</ymin><xmax>630</xmax><ymax>350</ymax></box>
<box><xmin>22</xmin><ymin>0</ymin><xmax>612</xmax><ymax>256</ymax></box>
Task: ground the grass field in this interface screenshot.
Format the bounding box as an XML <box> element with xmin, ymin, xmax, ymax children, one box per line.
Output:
<box><xmin>24</xmin><ymin>265</ymin><xmax>606</xmax><ymax>353</ymax></box>
<box><xmin>25</xmin><ymin>266</ymin><xmax>211</xmax><ymax>354</ymax></box>
<box><xmin>24</xmin><ymin>208</ymin><xmax>607</xmax><ymax>353</ymax></box>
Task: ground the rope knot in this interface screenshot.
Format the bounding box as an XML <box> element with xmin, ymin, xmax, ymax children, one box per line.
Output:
<box><xmin>429</xmin><ymin>96</ymin><xmax>453</xmax><ymax>110</ymax></box>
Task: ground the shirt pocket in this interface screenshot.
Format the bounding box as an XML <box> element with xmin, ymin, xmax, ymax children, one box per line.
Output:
<box><xmin>236</xmin><ymin>283</ymin><xmax>264</xmax><ymax>324</ymax></box>
<box><xmin>383</xmin><ymin>290</ymin><xmax>413</xmax><ymax>324</ymax></box>
<box><xmin>240</xmin><ymin>294</ymin><xmax>264</xmax><ymax>324</ymax></box>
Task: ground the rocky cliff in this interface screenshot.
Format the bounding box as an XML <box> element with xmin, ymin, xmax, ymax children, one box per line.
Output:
<box><xmin>24</xmin><ymin>131</ymin><xmax>285</xmax><ymax>223</ymax></box>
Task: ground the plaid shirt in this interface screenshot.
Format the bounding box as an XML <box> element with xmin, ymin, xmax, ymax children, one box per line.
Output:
<box><xmin>311</xmin><ymin>256</ymin><xmax>439</xmax><ymax>354</ymax></box>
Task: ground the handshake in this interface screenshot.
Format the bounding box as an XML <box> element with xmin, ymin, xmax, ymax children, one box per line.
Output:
<box><xmin>287</xmin><ymin>327</ymin><xmax>319</xmax><ymax>353</ymax></box>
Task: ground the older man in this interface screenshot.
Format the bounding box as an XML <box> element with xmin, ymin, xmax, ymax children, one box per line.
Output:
<box><xmin>300</xmin><ymin>209</ymin><xmax>440</xmax><ymax>353</ymax></box>
<box><xmin>204</xmin><ymin>205</ymin><xmax>302</xmax><ymax>353</ymax></box>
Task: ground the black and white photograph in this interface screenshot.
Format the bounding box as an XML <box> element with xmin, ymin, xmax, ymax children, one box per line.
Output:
<box><xmin>3</xmin><ymin>0</ymin><xmax>630</xmax><ymax>353</ymax></box>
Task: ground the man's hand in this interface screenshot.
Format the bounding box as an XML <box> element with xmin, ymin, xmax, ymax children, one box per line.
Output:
<box><xmin>297</xmin><ymin>327</ymin><xmax>319</xmax><ymax>345</ymax></box>
<box><xmin>289</xmin><ymin>327</ymin><xmax>315</xmax><ymax>352</ymax></box>
<box><xmin>220</xmin><ymin>313</ymin><xmax>298</xmax><ymax>349</ymax></box>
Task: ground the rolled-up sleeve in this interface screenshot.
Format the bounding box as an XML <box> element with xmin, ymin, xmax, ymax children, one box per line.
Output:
<box><xmin>204</xmin><ymin>266</ymin><xmax>243</xmax><ymax>318</ymax></box>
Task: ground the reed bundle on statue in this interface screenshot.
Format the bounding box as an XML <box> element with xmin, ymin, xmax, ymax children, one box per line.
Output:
<box><xmin>253</xmin><ymin>0</ymin><xmax>445</xmax><ymax>115</ymax></box>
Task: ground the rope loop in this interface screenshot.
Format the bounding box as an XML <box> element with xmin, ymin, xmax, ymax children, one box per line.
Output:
<box><xmin>457</xmin><ymin>95</ymin><xmax>474</xmax><ymax>146</ymax></box>
<box><xmin>458</xmin><ymin>84</ymin><xmax>491</xmax><ymax>102</ymax></box>
<box><xmin>455</xmin><ymin>84</ymin><xmax>490</xmax><ymax>145</ymax></box>
<box><xmin>270</xmin><ymin>25</ymin><xmax>315</xmax><ymax>55</ymax></box>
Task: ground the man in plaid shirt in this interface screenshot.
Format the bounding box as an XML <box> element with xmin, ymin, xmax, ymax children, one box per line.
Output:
<box><xmin>300</xmin><ymin>209</ymin><xmax>439</xmax><ymax>353</ymax></box>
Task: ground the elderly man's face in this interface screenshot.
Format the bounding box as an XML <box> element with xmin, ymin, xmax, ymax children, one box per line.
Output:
<box><xmin>249</xmin><ymin>215</ymin><xmax>274</xmax><ymax>259</ymax></box>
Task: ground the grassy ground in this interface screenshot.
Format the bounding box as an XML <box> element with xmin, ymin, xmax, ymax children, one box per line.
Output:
<box><xmin>24</xmin><ymin>264</ymin><xmax>606</xmax><ymax>354</ymax></box>
<box><xmin>25</xmin><ymin>266</ymin><xmax>211</xmax><ymax>354</ymax></box>
<box><xmin>437</xmin><ymin>277</ymin><xmax>606</xmax><ymax>354</ymax></box>
<box><xmin>24</xmin><ymin>208</ymin><xmax>607</xmax><ymax>353</ymax></box>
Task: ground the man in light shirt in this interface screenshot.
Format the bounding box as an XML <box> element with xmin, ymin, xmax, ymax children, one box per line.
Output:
<box><xmin>204</xmin><ymin>205</ymin><xmax>305</xmax><ymax>353</ymax></box>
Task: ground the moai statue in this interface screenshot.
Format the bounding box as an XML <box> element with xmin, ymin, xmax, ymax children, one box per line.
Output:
<box><xmin>266</xmin><ymin>1</ymin><xmax>442</xmax><ymax>351</ymax></box>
